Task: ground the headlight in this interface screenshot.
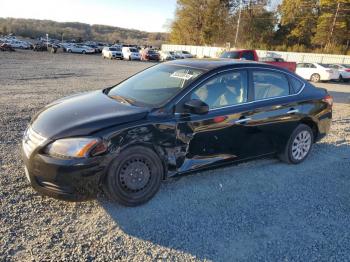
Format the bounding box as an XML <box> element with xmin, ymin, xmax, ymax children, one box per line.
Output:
<box><xmin>44</xmin><ymin>137</ymin><xmax>107</xmax><ymax>158</ymax></box>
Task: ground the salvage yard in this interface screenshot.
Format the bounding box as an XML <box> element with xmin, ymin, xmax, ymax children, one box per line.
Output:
<box><xmin>1</xmin><ymin>50</ymin><xmax>350</xmax><ymax>261</ymax></box>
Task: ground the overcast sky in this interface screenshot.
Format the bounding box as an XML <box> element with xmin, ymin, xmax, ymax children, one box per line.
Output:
<box><xmin>0</xmin><ymin>0</ymin><xmax>177</xmax><ymax>32</ymax></box>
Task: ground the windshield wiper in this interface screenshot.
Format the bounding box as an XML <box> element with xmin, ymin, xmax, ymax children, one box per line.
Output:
<box><xmin>110</xmin><ymin>95</ymin><xmax>135</xmax><ymax>105</ymax></box>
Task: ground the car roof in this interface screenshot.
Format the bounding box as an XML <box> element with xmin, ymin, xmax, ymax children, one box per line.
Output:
<box><xmin>166</xmin><ymin>58</ymin><xmax>264</xmax><ymax>71</ymax></box>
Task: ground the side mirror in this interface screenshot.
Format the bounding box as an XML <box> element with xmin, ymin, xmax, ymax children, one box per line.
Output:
<box><xmin>184</xmin><ymin>99</ymin><xmax>209</xmax><ymax>115</ymax></box>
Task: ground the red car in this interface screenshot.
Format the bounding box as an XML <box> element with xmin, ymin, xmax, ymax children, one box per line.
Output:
<box><xmin>141</xmin><ymin>49</ymin><xmax>160</xmax><ymax>61</ymax></box>
<box><xmin>220</xmin><ymin>49</ymin><xmax>297</xmax><ymax>72</ymax></box>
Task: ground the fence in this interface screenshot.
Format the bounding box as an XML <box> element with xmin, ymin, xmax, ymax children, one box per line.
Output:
<box><xmin>162</xmin><ymin>44</ymin><xmax>350</xmax><ymax>64</ymax></box>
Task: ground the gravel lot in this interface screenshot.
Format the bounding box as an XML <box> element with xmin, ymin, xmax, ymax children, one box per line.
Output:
<box><xmin>1</xmin><ymin>50</ymin><xmax>350</xmax><ymax>261</ymax></box>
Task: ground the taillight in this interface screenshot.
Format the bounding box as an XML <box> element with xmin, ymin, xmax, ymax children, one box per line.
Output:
<box><xmin>323</xmin><ymin>95</ymin><xmax>333</xmax><ymax>107</ymax></box>
<box><xmin>345</xmin><ymin>69</ymin><xmax>350</xmax><ymax>72</ymax></box>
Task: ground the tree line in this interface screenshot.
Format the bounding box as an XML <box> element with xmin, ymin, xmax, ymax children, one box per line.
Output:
<box><xmin>0</xmin><ymin>18</ymin><xmax>167</xmax><ymax>46</ymax></box>
<box><xmin>169</xmin><ymin>0</ymin><xmax>350</xmax><ymax>55</ymax></box>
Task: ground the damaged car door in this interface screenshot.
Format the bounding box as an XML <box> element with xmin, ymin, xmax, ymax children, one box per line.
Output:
<box><xmin>174</xmin><ymin>69</ymin><xmax>273</xmax><ymax>172</ymax></box>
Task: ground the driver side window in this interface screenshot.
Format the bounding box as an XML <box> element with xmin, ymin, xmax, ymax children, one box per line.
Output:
<box><xmin>191</xmin><ymin>70</ymin><xmax>248</xmax><ymax>110</ymax></box>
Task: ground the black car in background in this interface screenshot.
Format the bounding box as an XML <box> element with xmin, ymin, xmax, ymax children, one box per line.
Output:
<box><xmin>22</xmin><ymin>60</ymin><xmax>333</xmax><ymax>206</ymax></box>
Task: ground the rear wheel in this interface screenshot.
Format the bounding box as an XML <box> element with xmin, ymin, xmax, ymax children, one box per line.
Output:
<box><xmin>311</xmin><ymin>73</ymin><xmax>321</xmax><ymax>83</ymax></box>
<box><xmin>105</xmin><ymin>146</ymin><xmax>163</xmax><ymax>206</ymax></box>
<box><xmin>279</xmin><ymin>124</ymin><xmax>314</xmax><ymax>164</ymax></box>
<box><xmin>82</xmin><ymin>50</ymin><xmax>86</xmax><ymax>54</ymax></box>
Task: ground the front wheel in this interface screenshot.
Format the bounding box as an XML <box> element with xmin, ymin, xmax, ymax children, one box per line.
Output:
<box><xmin>105</xmin><ymin>146</ymin><xmax>163</xmax><ymax>206</ymax></box>
<box><xmin>279</xmin><ymin>124</ymin><xmax>314</xmax><ymax>164</ymax></box>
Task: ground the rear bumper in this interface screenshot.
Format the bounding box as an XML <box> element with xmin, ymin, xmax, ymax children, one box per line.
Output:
<box><xmin>22</xmin><ymin>147</ymin><xmax>106</xmax><ymax>201</ymax></box>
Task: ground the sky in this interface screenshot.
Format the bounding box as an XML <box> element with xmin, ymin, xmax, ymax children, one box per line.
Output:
<box><xmin>0</xmin><ymin>0</ymin><xmax>178</xmax><ymax>32</ymax></box>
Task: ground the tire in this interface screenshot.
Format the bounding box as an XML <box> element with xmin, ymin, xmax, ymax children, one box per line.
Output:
<box><xmin>339</xmin><ymin>75</ymin><xmax>343</xmax><ymax>82</ymax></box>
<box><xmin>67</xmin><ymin>49</ymin><xmax>72</xmax><ymax>53</ymax></box>
<box><xmin>279</xmin><ymin>124</ymin><xmax>314</xmax><ymax>164</ymax></box>
<box><xmin>105</xmin><ymin>146</ymin><xmax>163</xmax><ymax>206</ymax></box>
<box><xmin>129</xmin><ymin>56</ymin><xmax>131</xmax><ymax>61</ymax></box>
<box><xmin>82</xmin><ymin>50</ymin><xmax>86</xmax><ymax>54</ymax></box>
<box><xmin>310</xmin><ymin>73</ymin><xmax>321</xmax><ymax>83</ymax></box>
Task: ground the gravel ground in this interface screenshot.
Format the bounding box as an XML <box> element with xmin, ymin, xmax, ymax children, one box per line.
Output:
<box><xmin>1</xmin><ymin>50</ymin><xmax>350</xmax><ymax>262</ymax></box>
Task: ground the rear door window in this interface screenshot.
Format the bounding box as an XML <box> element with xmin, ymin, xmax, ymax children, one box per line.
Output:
<box><xmin>252</xmin><ymin>70</ymin><xmax>290</xmax><ymax>100</ymax></box>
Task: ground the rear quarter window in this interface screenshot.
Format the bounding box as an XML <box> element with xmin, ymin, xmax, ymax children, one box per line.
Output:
<box><xmin>289</xmin><ymin>76</ymin><xmax>304</xmax><ymax>94</ymax></box>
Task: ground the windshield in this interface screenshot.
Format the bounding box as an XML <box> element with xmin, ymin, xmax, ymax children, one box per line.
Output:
<box><xmin>320</xmin><ymin>64</ymin><xmax>330</xmax><ymax>68</ymax></box>
<box><xmin>130</xmin><ymin>48</ymin><xmax>138</xmax><ymax>52</ymax></box>
<box><xmin>183</xmin><ymin>51</ymin><xmax>190</xmax><ymax>54</ymax></box>
<box><xmin>220</xmin><ymin>51</ymin><xmax>240</xmax><ymax>59</ymax></box>
<box><xmin>108</xmin><ymin>64</ymin><xmax>205</xmax><ymax>107</ymax></box>
<box><xmin>342</xmin><ymin>64</ymin><xmax>350</xmax><ymax>68</ymax></box>
<box><xmin>109</xmin><ymin>48</ymin><xmax>117</xmax><ymax>51</ymax></box>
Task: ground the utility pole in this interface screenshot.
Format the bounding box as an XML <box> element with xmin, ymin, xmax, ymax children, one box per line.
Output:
<box><xmin>234</xmin><ymin>0</ymin><xmax>242</xmax><ymax>48</ymax></box>
<box><xmin>328</xmin><ymin>2</ymin><xmax>340</xmax><ymax>47</ymax></box>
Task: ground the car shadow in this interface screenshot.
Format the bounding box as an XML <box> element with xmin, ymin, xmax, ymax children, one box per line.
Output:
<box><xmin>98</xmin><ymin>142</ymin><xmax>350</xmax><ymax>261</ymax></box>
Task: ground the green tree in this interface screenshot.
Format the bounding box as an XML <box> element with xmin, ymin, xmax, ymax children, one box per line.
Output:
<box><xmin>278</xmin><ymin>0</ymin><xmax>320</xmax><ymax>47</ymax></box>
<box><xmin>236</xmin><ymin>0</ymin><xmax>276</xmax><ymax>48</ymax></box>
<box><xmin>312</xmin><ymin>0</ymin><xmax>350</xmax><ymax>53</ymax></box>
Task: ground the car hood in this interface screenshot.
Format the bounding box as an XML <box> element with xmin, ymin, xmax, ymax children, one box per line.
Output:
<box><xmin>31</xmin><ymin>90</ymin><xmax>149</xmax><ymax>139</ymax></box>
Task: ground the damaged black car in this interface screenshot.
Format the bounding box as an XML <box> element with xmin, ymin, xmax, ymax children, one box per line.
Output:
<box><xmin>22</xmin><ymin>59</ymin><xmax>332</xmax><ymax>206</ymax></box>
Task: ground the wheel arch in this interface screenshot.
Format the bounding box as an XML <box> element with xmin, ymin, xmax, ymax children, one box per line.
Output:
<box><xmin>300</xmin><ymin>117</ymin><xmax>319</xmax><ymax>141</ymax></box>
<box><xmin>100</xmin><ymin>141</ymin><xmax>168</xmax><ymax>187</ymax></box>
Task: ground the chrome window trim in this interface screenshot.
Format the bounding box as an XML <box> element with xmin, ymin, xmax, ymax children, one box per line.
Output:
<box><xmin>174</xmin><ymin>66</ymin><xmax>305</xmax><ymax>114</ymax></box>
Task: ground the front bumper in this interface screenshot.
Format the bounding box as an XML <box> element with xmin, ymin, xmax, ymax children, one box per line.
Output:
<box><xmin>22</xmin><ymin>146</ymin><xmax>106</xmax><ymax>201</ymax></box>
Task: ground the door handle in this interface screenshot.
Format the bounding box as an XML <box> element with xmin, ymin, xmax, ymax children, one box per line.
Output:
<box><xmin>235</xmin><ymin>117</ymin><xmax>252</xmax><ymax>124</ymax></box>
<box><xmin>287</xmin><ymin>108</ymin><xmax>299</xmax><ymax>114</ymax></box>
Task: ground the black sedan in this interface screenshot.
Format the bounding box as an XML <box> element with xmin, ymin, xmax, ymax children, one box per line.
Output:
<box><xmin>22</xmin><ymin>59</ymin><xmax>333</xmax><ymax>206</ymax></box>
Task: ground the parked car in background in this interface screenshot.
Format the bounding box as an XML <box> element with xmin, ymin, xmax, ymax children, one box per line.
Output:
<box><xmin>122</xmin><ymin>47</ymin><xmax>141</xmax><ymax>60</ymax></box>
<box><xmin>102</xmin><ymin>47</ymin><xmax>123</xmax><ymax>59</ymax></box>
<box><xmin>160</xmin><ymin>51</ymin><xmax>176</xmax><ymax>61</ymax></box>
<box><xmin>220</xmin><ymin>50</ymin><xmax>296</xmax><ymax>72</ymax></box>
<box><xmin>86</xmin><ymin>44</ymin><xmax>101</xmax><ymax>53</ymax></box>
<box><xmin>33</xmin><ymin>43</ymin><xmax>48</xmax><ymax>52</ymax></box>
<box><xmin>326</xmin><ymin>64</ymin><xmax>350</xmax><ymax>82</ymax></box>
<box><xmin>66</xmin><ymin>44</ymin><xmax>95</xmax><ymax>54</ymax></box>
<box><xmin>220</xmin><ymin>49</ymin><xmax>258</xmax><ymax>61</ymax></box>
<box><xmin>260</xmin><ymin>57</ymin><xmax>297</xmax><ymax>73</ymax></box>
<box><xmin>174</xmin><ymin>50</ymin><xmax>194</xmax><ymax>59</ymax></box>
<box><xmin>0</xmin><ymin>43</ymin><xmax>15</xmax><ymax>52</ymax></box>
<box><xmin>140</xmin><ymin>49</ymin><xmax>160</xmax><ymax>61</ymax></box>
<box><xmin>296</xmin><ymin>63</ymin><xmax>340</xmax><ymax>83</ymax></box>
<box><xmin>22</xmin><ymin>60</ymin><xmax>332</xmax><ymax>206</ymax></box>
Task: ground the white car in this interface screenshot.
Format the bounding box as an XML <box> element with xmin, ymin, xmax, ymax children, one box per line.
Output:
<box><xmin>327</xmin><ymin>64</ymin><xmax>350</xmax><ymax>82</ymax></box>
<box><xmin>173</xmin><ymin>50</ymin><xmax>194</xmax><ymax>59</ymax></box>
<box><xmin>122</xmin><ymin>47</ymin><xmax>141</xmax><ymax>61</ymax></box>
<box><xmin>102</xmin><ymin>47</ymin><xmax>123</xmax><ymax>59</ymax></box>
<box><xmin>160</xmin><ymin>51</ymin><xmax>176</xmax><ymax>61</ymax></box>
<box><xmin>66</xmin><ymin>44</ymin><xmax>95</xmax><ymax>54</ymax></box>
<box><xmin>296</xmin><ymin>63</ymin><xmax>340</xmax><ymax>82</ymax></box>
<box><xmin>7</xmin><ymin>40</ymin><xmax>31</xmax><ymax>49</ymax></box>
